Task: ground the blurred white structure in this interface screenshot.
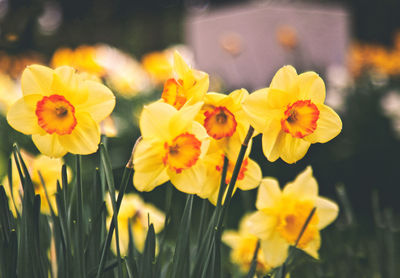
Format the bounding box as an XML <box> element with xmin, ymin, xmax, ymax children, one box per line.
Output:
<box><xmin>185</xmin><ymin>2</ymin><xmax>350</xmax><ymax>90</ymax></box>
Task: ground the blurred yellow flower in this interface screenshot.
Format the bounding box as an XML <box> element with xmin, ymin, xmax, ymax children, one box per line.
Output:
<box><xmin>133</xmin><ymin>101</ymin><xmax>209</xmax><ymax>194</ymax></box>
<box><xmin>223</xmin><ymin>214</ymin><xmax>272</xmax><ymax>275</ymax></box>
<box><xmin>243</xmin><ymin>65</ymin><xmax>342</xmax><ymax>163</ymax></box>
<box><xmin>2</xmin><ymin>150</ymin><xmax>71</xmax><ymax>216</ymax></box>
<box><xmin>106</xmin><ymin>192</ymin><xmax>165</xmax><ymax>255</ymax></box>
<box><xmin>247</xmin><ymin>166</ymin><xmax>338</xmax><ymax>266</ymax></box>
<box><xmin>161</xmin><ymin>51</ymin><xmax>209</xmax><ymax>110</ymax></box>
<box><xmin>142</xmin><ymin>51</ymin><xmax>173</xmax><ymax>85</ymax></box>
<box><xmin>0</xmin><ymin>72</ymin><xmax>21</xmax><ymax>115</ymax></box>
<box><xmin>7</xmin><ymin>65</ymin><xmax>115</xmax><ymax>157</ymax></box>
<box><xmin>199</xmin><ymin>149</ymin><xmax>261</xmax><ymax>205</ymax></box>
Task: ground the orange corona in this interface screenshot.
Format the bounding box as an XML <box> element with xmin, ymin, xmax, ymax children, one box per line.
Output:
<box><xmin>281</xmin><ymin>100</ymin><xmax>319</xmax><ymax>138</ymax></box>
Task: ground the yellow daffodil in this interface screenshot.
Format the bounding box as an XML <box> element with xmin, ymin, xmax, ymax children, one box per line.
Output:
<box><xmin>106</xmin><ymin>192</ymin><xmax>165</xmax><ymax>255</ymax></box>
<box><xmin>7</xmin><ymin>65</ymin><xmax>115</xmax><ymax>157</ymax></box>
<box><xmin>199</xmin><ymin>148</ymin><xmax>261</xmax><ymax>205</ymax></box>
<box><xmin>243</xmin><ymin>66</ymin><xmax>342</xmax><ymax>163</ymax></box>
<box><xmin>247</xmin><ymin>166</ymin><xmax>338</xmax><ymax>266</ymax></box>
<box><xmin>198</xmin><ymin>89</ymin><xmax>251</xmax><ymax>154</ymax></box>
<box><xmin>223</xmin><ymin>214</ymin><xmax>272</xmax><ymax>275</ymax></box>
<box><xmin>3</xmin><ymin>149</ymin><xmax>71</xmax><ymax>216</ymax></box>
<box><xmin>161</xmin><ymin>51</ymin><xmax>209</xmax><ymax>110</ymax></box>
<box><xmin>133</xmin><ymin>101</ymin><xmax>210</xmax><ymax>194</ymax></box>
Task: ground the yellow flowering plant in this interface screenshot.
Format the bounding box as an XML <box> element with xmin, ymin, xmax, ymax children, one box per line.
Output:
<box><xmin>0</xmin><ymin>54</ymin><xmax>343</xmax><ymax>278</ymax></box>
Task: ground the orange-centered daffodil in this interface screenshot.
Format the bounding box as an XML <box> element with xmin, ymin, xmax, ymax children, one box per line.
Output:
<box><xmin>247</xmin><ymin>166</ymin><xmax>339</xmax><ymax>266</ymax></box>
<box><xmin>133</xmin><ymin>101</ymin><xmax>210</xmax><ymax>194</ymax></box>
<box><xmin>161</xmin><ymin>51</ymin><xmax>209</xmax><ymax>110</ymax></box>
<box><xmin>7</xmin><ymin>65</ymin><xmax>115</xmax><ymax>157</ymax></box>
<box><xmin>243</xmin><ymin>65</ymin><xmax>342</xmax><ymax>163</ymax></box>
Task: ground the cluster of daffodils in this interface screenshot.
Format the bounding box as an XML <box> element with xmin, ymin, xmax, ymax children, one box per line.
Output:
<box><xmin>131</xmin><ymin>52</ymin><xmax>342</xmax><ymax>274</ymax></box>
<box><xmin>5</xmin><ymin>49</ymin><xmax>342</xmax><ymax>275</ymax></box>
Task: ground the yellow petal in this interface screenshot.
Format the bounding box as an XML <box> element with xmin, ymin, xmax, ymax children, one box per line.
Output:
<box><xmin>256</xmin><ymin>178</ymin><xmax>282</xmax><ymax>210</ymax></box>
<box><xmin>78</xmin><ymin>80</ymin><xmax>116</xmax><ymax>122</ymax></box>
<box><xmin>237</xmin><ymin>158</ymin><xmax>262</xmax><ymax>190</ymax></box>
<box><xmin>169</xmin><ymin>102</ymin><xmax>203</xmax><ymax>137</ymax></box>
<box><xmin>301</xmin><ymin>232</ymin><xmax>321</xmax><ymax>259</ymax></box>
<box><xmin>185</xmin><ymin>74</ymin><xmax>209</xmax><ymax>102</ymax></box>
<box><xmin>174</xmin><ymin>51</ymin><xmax>190</xmax><ymax>79</ymax></box>
<box><xmin>52</xmin><ymin>66</ymin><xmax>88</xmax><ymax>105</ymax></box>
<box><xmin>7</xmin><ymin>94</ymin><xmax>44</xmax><ymax>135</ymax></box>
<box><xmin>297</xmin><ymin>72</ymin><xmax>325</xmax><ymax>104</ymax></box>
<box><xmin>260</xmin><ymin>232</ymin><xmax>289</xmax><ymax>268</ymax></box>
<box><xmin>32</xmin><ymin>133</ymin><xmax>67</xmax><ymax>158</ymax></box>
<box><xmin>247</xmin><ymin>211</ymin><xmax>276</xmax><ymax>239</ymax></box>
<box><xmin>58</xmin><ymin>112</ymin><xmax>100</xmax><ymax>155</ymax></box>
<box><xmin>242</xmin><ymin>88</ymin><xmax>269</xmax><ymax>132</ymax></box>
<box><xmin>283</xmin><ymin>166</ymin><xmax>318</xmax><ymax>198</ymax></box>
<box><xmin>140</xmin><ymin>102</ymin><xmax>176</xmax><ymax>141</ymax></box>
<box><xmin>266</xmin><ymin>88</ymin><xmax>295</xmax><ymax>109</ymax></box>
<box><xmin>304</xmin><ymin>104</ymin><xmax>342</xmax><ymax>143</ymax></box>
<box><xmin>315</xmin><ymin>197</ymin><xmax>339</xmax><ymax>229</ymax></box>
<box><xmin>261</xmin><ymin>121</ymin><xmax>283</xmax><ymax>162</ymax></box>
<box><xmin>168</xmin><ymin>161</ymin><xmax>206</xmax><ymax>194</ymax></box>
<box><xmin>21</xmin><ymin>65</ymin><xmax>53</xmax><ymax>96</ymax></box>
<box><xmin>280</xmin><ymin>134</ymin><xmax>311</xmax><ymax>164</ymax></box>
<box><xmin>269</xmin><ymin>65</ymin><xmax>297</xmax><ymax>92</ymax></box>
<box><xmin>227</xmin><ymin>88</ymin><xmax>249</xmax><ymax>110</ymax></box>
<box><xmin>133</xmin><ymin>139</ymin><xmax>169</xmax><ymax>191</ymax></box>
<box><xmin>222</xmin><ymin>231</ymin><xmax>240</xmax><ymax>248</ymax></box>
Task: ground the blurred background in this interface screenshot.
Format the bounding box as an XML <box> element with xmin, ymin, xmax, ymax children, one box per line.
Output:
<box><xmin>1</xmin><ymin>0</ymin><xmax>400</xmax><ymax>276</ymax></box>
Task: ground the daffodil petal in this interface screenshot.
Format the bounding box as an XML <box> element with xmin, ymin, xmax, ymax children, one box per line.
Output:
<box><xmin>247</xmin><ymin>211</ymin><xmax>276</xmax><ymax>239</ymax></box>
<box><xmin>133</xmin><ymin>139</ymin><xmax>169</xmax><ymax>191</ymax></box>
<box><xmin>242</xmin><ymin>88</ymin><xmax>269</xmax><ymax>132</ymax></box>
<box><xmin>32</xmin><ymin>133</ymin><xmax>67</xmax><ymax>158</ymax></box>
<box><xmin>302</xmin><ymin>233</ymin><xmax>321</xmax><ymax>259</ymax></box>
<box><xmin>256</xmin><ymin>177</ymin><xmax>282</xmax><ymax>210</ymax></box>
<box><xmin>169</xmin><ymin>102</ymin><xmax>203</xmax><ymax>137</ymax></box>
<box><xmin>237</xmin><ymin>158</ymin><xmax>262</xmax><ymax>190</ymax></box>
<box><xmin>21</xmin><ymin>65</ymin><xmax>53</xmax><ymax>96</ymax></box>
<box><xmin>266</xmin><ymin>88</ymin><xmax>295</xmax><ymax>109</ymax></box>
<box><xmin>260</xmin><ymin>232</ymin><xmax>290</xmax><ymax>267</ymax></box>
<box><xmin>52</xmin><ymin>66</ymin><xmax>88</xmax><ymax>104</ymax></box>
<box><xmin>7</xmin><ymin>94</ymin><xmax>44</xmax><ymax>134</ymax></box>
<box><xmin>185</xmin><ymin>74</ymin><xmax>209</xmax><ymax>102</ymax></box>
<box><xmin>316</xmin><ymin>197</ymin><xmax>339</xmax><ymax>229</ymax></box>
<box><xmin>280</xmin><ymin>134</ymin><xmax>311</xmax><ymax>163</ymax></box>
<box><xmin>222</xmin><ymin>231</ymin><xmax>240</xmax><ymax>248</ymax></box>
<box><xmin>261</xmin><ymin>121</ymin><xmax>283</xmax><ymax>162</ymax></box>
<box><xmin>284</xmin><ymin>166</ymin><xmax>318</xmax><ymax>198</ymax></box>
<box><xmin>58</xmin><ymin>112</ymin><xmax>100</xmax><ymax>155</ymax></box>
<box><xmin>269</xmin><ymin>65</ymin><xmax>297</xmax><ymax>92</ymax></box>
<box><xmin>168</xmin><ymin>161</ymin><xmax>206</xmax><ymax>194</ymax></box>
<box><xmin>305</xmin><ymin>104</ymin><xmax>342</xmax><ymax>143</ymax></box>
<box><xmin>297</xmin><ymin>71</ymin><xmax>326</xmax><ymax>103</ymax></box>
<box><xmin>140</xmin><ymin>102</ymin><xmax>176</xmax><ymax>141</ymax></box>
<box><xmin>78</xmin><ymin>80</ymin><xmax>116</xmax><ymax>122</ymax></box>
<box><xmin>174</xmin><ymin>51</ymin><xmax>190</xmax><ymax>79</ymax></box>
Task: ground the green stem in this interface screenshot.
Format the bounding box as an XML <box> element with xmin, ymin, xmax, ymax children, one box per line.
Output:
<box><xmin>76</xmin><ymin>154</ymin><xmax>86</xmax><ymax>278</ymax></box>
<box><xmin>216</xmin><ymin>126</ymin><xmax>254</xmax><ymax>229</ymax></box>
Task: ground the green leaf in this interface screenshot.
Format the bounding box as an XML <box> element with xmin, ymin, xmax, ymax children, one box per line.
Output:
<box><xmin>171</xmin><ymin>194</ymin><xmax>193</xmax><ymax>278</ymax></box>
<box><xmin>139</xmin><ymin>223</ymin><xmax>156</xmax><ymax>277</ymax></box>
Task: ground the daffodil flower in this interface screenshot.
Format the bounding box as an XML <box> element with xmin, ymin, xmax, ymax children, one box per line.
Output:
<box><xmin>247</xmin><ymin>166</ymin><xmax>338</xmax><ymax>266</ymax></box>
<box><xmin>222</xmin><ymin>214</ymin><xmax>272</xmax><ymax>275</ymax></box>
<box><xmin>106</xmin><ymin>192</ymin><xmax>165</xmax><ymax>255</ymax></box>
<box><xmin>197</xmin><ymin>88</ymin><xmax>251</xmax><ymax>154</ymax></box>
<box><xmin>7</xmin><ymin>65</ymin><xmax>115</xmax><ymax>157</ymax></box>
<box><xmin>243</xmin><ymin>65</ymin><xmax>342</xmax><ymax>163</ymax></box>
<box><xmin>161</xmin><ymin>51</ymin><xmax>209</xmax><ymax>110</ymax></box>
<box><xmin>3</xmin><ymin>150</ymin><xmax>71</xmax><ymax>216</ymax></box>
<box><xmin>133</xmin><ymin>101</ymin><xmax>210</xmax><ymax>194</ymax></box>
